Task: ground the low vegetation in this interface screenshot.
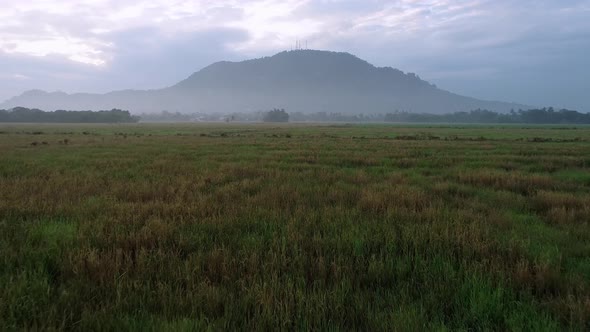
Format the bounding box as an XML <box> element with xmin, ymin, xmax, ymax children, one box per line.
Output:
<box><xmin>1</xmin><ymin>123</ymin><xmax>589</xmax><ymax>330</ymax></box>
<box><xmin>136</xmin><ymin>107</ymin><xmax>590</xmax><ymax>124</ymax></box>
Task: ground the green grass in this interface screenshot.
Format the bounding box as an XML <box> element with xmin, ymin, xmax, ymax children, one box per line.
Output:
<box><xmin>1</xmin><ymin>123</ymin><xmax>589</xmax><ymax>330</ymax></box>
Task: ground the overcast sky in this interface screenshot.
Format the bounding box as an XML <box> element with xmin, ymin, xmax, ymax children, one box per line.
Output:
<box><xmin>1</xmin><ymin>0</ymin><xmax>589</xmax><ymax>111</ymax></box>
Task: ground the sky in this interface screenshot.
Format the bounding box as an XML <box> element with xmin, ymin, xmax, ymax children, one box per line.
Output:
<box><xmin>1</xmin><ymin>0</ymin><xmax>589</xmax><ymax>111</ymax></box>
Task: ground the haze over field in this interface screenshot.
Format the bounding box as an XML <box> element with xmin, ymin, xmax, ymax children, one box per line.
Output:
<box><xmin>1</xmin><ymin>1</ymin><xmax>589</xmax><ymax>112</ymax></box>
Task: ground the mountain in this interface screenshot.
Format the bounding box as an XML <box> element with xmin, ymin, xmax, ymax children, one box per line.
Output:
<box><xmin>0</xmin><ymin>50</ymin><xmax>529</xmax><ymax>114</ymax></box>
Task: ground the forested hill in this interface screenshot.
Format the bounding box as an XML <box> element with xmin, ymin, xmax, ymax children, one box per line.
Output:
<box><xmin>1</xmin><ymin>50</ymin><xmax>529</xmax><ymax>114</ymax></box>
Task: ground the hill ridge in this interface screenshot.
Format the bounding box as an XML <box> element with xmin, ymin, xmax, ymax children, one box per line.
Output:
<box><xmin>1</xmin><ymin>49</ymin><xmax>531</xmax><ymax>113</ymax></box>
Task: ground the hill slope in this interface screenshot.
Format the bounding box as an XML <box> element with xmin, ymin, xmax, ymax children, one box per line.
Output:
<box><xmin>0</xmin><ymin>50</ymin><xmax>529</xmax><ymax>113</ymax></box>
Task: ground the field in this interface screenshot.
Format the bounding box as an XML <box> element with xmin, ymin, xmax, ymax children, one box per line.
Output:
<box><xmin>1</xmin><ymin>123</ymin><xmax>590</xmax><ymax>330</ymax></box>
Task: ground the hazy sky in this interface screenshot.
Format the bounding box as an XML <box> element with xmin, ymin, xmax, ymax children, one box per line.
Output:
<box><xmin>1</xmin><ymin>0</ymin><xmax>589</xmax><ymax>110</ymax></box>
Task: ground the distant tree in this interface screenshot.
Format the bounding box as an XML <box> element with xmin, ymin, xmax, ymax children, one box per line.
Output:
<box><xmin>263</xmin><ymin>108</ymin><xmax>289</xmax><ymax>122</ymax></box>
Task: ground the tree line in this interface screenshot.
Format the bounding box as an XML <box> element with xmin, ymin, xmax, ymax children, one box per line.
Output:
<box><xmin>6</xmin><ymin>106</ymin><xmax>586</xmax><ymax>124</ymax></box>
<box><xmin>0</xmin><ymin>107</ymin><xmax>140</xmax><ymax>123</ymax></box>
<box><xmin>383</xmin><ymin>108</ymin><xmax>590</xmax><ymax>124</ymax></box>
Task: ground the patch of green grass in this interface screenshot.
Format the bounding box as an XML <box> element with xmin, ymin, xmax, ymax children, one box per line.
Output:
<box><xmin>554</xmin><ymin>169</ymin><xmax>590</xmax><ymax>186</ymax></box>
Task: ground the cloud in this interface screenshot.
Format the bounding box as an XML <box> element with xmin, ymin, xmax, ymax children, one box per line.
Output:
<box><xmin>103</xmin><ymin>26</ymin><xmax>249</xmax><ymax>88</ymax></box>
<box><xmin>0</xmin><ymin>0</ymin><xmax>589</xmax><ymax>110</ymax></box>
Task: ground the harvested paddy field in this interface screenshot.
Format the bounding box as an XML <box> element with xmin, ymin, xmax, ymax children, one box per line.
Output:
<box><xmin>1</xmin><ymin>123</ymin><xmax>589</xmax><ymax>330</ymax></box>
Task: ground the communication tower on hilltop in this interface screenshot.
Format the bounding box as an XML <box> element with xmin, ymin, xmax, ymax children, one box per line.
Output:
<box><xmin>293</xmin><ymin>39</ymin><xmax>309</xmax><ymax>51</ymax></box>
